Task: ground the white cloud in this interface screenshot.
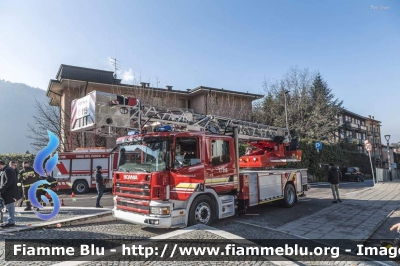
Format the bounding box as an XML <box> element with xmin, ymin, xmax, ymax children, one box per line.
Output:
<box><xmin>122</xmin><ymin>69</ymin><xmax>134</xmax><ymax>82</ymax></box>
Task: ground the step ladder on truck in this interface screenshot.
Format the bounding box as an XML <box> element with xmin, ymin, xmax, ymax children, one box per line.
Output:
<box><xmin>70</xmin><ymin>90</ymin><xmax>309</xmax><ymax>228</ymax></box>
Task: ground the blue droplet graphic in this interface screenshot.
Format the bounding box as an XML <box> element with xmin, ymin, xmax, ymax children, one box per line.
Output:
<box><xmin>29</xmin><ymin>130</ymin><xmax>61</xmax><ymax>220</ymax></box>
<box><xmin>34</xmin><ymin>130</ymin><xmax>59</xmax><ymax>176</ymax></box>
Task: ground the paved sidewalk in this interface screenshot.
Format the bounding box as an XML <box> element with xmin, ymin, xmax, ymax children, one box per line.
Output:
<box><xmin>0</xmin><ymin>207</ymin><xmax>112</xmax><ymax>234</ymax></box>
<box><xmin>277</xmin><ymin>181</ymin><xmax>400</xmax><ymax>241</ymax></box>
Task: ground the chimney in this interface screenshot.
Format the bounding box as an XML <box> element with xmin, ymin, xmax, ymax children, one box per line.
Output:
<box><xmin>166</xmin><ymin>85</ymin><xmax>173</xmax><ymax>91</ymax></box>
<box><xmin>140</xmin><ymin>82</ymin><xmax>146</xmax><ymax>88</ymax></box>
<box><xmin>146</xmin><ymin>83</ymin><xmax>150</xmax><ymax>88</ymax></box>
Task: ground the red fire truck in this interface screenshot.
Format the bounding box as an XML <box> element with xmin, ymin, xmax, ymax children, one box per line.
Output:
<box><xmin>51</xmin><ymin>147</ymin><xmax>118</xmax><ymax>194</ymax></box>
<box><xmin>71</xmin><ymin>90</ymin><xmax>308</xmax><ymax>228</ymax></box>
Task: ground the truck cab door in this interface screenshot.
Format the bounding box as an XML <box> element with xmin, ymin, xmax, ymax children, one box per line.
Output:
<box><xmin>205</xmin><ymin>138</ymin><xmax>236</xmax><ymax>193</ymax></box>
<box><xmin>170</xmin><ymin>136</ymin><xmax>204</xmax><ymax>201</ymax></box>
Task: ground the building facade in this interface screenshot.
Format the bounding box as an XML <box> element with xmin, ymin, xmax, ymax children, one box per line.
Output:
<box><xmin>381</xmin><ymin>145</ymin><xmax>395</xmax><ymax>169</ymax></box>
<box><xmin>365</xmin><ymin>115</ymin><xmax>383</xmax><ymax>167</ymax></box>
<box><xmin>46</xmin><ymin>64</ymin><xmax>263</xmax><ymax>151</ymax></box>
<box><xmin>335</xmin><ymin>110</ymin><xmax>383</xmax><ymax>167</ymax></box>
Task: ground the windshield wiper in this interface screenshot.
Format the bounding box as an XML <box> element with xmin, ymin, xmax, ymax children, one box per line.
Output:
<box><xmin>133</xmin><ymin>168</ymin><xmax>150</xmax><ymax>173</ymax></box>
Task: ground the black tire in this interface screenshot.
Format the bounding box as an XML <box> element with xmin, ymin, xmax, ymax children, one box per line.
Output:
<box><xmin>188</xmin><ymin>195</ymin><xmax>215</xmax><ymax>226</ymax></box>
<box><xmin>282</xmin><ymin>183</ymin><xmax>296</xmax><ymax>208</ymax></box>
<box><xmin>73</xmin><ymin>180</ymin><xmax>89</xmax><ymax>194</ymax></box>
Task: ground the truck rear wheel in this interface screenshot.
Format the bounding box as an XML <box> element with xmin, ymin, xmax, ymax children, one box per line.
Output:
<box><xmin>282</xmin><ymin>183</ymin><xmax>296</xmax><ymax>208</ymax></box>
<box><xmin>188</xmin><ymin>195</ymin><xmax>215</xmax><ymax>226</ymax></box>
<box><xmin>73</xmin><ymin>180</ymin><xmax>89</xmax><ymax>194</ymax></box>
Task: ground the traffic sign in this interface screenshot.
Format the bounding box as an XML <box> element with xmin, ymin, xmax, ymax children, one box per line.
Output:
<box><xmin>315</xmin><ymin>142</ymin><xmax>322</xmax><ymax>152</ymax></box>
<box><xmin>365</xmin><ymin>142</ymin><xmax>372</xmax><ymax>152</ymax></box>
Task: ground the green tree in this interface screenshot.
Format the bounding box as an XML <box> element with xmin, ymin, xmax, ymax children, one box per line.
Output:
<box><xmin>307</xmin><ymin>73</ymin><xmax>343</xmax><ymax>141</ymax></box>
<box><xmin>255</xmin><ymin>67</ymin><xmax>343</xmax><ymax>142</ymax></box>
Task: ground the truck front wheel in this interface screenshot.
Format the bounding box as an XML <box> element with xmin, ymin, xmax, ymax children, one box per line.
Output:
<box><xmin>188</xmin><ymin>195</ymin><xmax>215</xmax><ymax>226</ymax></box>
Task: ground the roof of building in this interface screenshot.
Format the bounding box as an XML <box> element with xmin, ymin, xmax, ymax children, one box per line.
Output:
<box><xmin>47</xmin><ymin>64</ymin><xmax>264</xmax><ymax>101</ymax></box>
<box><xmin>190</xmin><ymin>86</ymin><xmax>263</xmax><ymax>98</ymax></box>
<box><xmin>55</xmin><ymin>64</ymin><xmax>121</xmax><ymax>85</ymax></box>
<box><xmin>340</xmin><ymin>108</ymin><xmax>381</xmax><ymax>123</ymax></box>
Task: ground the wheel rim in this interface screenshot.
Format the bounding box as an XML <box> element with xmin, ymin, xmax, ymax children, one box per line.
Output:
<box><xmin>76</xmin><ymin>183</ymin><xmax>86</xmax><ymax>193</ymax></box>
<box><xmin>194</xmin><ymin>202</ymin><xmax>211</xmax><ymax>224</ymax></box>
<box><xmin>286</xmin><ymin>186</ymin><xmax>295</xmax><ymax>205</ymax></box>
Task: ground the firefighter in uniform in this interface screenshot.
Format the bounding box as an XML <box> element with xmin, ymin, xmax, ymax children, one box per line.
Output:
<box><xmin>36</xmin><ymin>174</ymin><xmax>58</xmax><ymax>209</ymax></box>
<box><xmin>19</xmin><ymin>161</ymin><xmax>40</xmax><ymax>211</ymax></box>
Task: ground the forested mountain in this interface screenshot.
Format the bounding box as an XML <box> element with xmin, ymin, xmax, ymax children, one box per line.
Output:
<box><xmin>0</xmin><ymin>79</ymin><xmax>48</xmax><ymax>153</ymax></box>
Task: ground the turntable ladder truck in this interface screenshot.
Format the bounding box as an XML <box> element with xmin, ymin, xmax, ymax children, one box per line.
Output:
<box><xmin>70</xmin><ymin>90</ymin><xmax>308</xmax><ymax>228</ymax></box>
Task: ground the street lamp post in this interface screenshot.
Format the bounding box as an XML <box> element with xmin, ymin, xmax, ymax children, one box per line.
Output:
<box><xmin>384</xmin><ymin>135</ymin><xmax>392</xmax><ymax>181</ymax></box>
<box><xmin>284</xmin><ymin>90</ymin><xmax>290</xmax><ymax>131</ymax></box>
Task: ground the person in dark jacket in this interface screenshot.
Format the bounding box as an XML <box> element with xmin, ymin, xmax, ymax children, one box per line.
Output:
<box><xmin>9</xmin><ymin>161</ymin><xmax>23</xmax><ymax>207</ymax></box>
<box><xmin>0</xmin><ymin>160</ymin><xmax>21</xmax><ymax>227</ymax></box>
<box><xmin>19</xmin><ymin>161</ymin><xmax>40</xmax><ymax>211</ymax></box>
<box><xmin>327</xmin><ymin>163</ymin><xmax>342</xmax><ymax>203</ymax></box>
<box><xmin>95</xmin><ymin>166</ymin><xmax>105</xmax><ymax>208</ymax></box>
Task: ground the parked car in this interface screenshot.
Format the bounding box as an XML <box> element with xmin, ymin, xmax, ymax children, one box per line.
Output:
<box><xmin>342</xmin><ymin>167</ymin><xmax>365</xmax><ymax>182</ymax></box>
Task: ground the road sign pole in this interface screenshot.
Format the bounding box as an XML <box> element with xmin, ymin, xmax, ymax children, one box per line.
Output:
<box><xmin>368</xmin><ymin>151</ymin><xmax>376</xmax><ymax>185</ymax></box>
<box><xmin>364</xmin><ymin>141</ymin><xmax>375</xmax><ymax>185</ymax></box>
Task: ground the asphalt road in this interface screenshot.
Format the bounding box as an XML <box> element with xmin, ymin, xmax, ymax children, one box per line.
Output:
<box><xmin>54</xmin><ymin>179</ymin><xmax>375</xmax><ymax>227</ymax></box>
<box><xmin>56</xmin><ymin>189</ymin><xmax>115</xmax><ymax>208</ymax></box>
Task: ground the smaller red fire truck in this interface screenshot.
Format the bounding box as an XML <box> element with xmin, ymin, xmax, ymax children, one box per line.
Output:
<box><xmin>51</xmin><ymin>147</ymin><xmax>118</xmax><ymax>194</ymax></box>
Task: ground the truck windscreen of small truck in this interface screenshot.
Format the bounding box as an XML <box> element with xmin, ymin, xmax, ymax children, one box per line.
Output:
<box><xmin>118</xmin><ymin>139</ymin><xmax>168</xmax><ymax>173</ymax></box>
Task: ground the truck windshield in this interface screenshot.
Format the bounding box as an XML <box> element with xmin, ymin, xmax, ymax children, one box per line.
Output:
<box><xmin>118</xmin><ymin>140</ymin><xmax>168</xmax><ymax>172</ymax></box>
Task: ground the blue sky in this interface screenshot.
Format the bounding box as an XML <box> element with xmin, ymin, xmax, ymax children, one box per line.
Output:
<box><xmin>0</xmin><ymin>0</ymin><xmax>399</xmax><ymax>143</ymax></box>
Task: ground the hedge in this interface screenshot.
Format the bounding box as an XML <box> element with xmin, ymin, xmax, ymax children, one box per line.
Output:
<box><xmin>0</xmin><ymin>153</ymin><xmax>36</xmax><ymax>166</ymax></box>
<box><xmin>281</xmin><ymin>141</ymin><xmax>371</xmax><ymax>182</ymax></box>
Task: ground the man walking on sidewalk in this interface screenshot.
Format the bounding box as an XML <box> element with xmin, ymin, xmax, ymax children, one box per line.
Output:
<box><xmin>95</xmin><ymin>166</ymin><xmax>105</xmax><ymax>208</ymax></box>
<box><xmin>328</xmin><ymin>163</ymin><xmax>342</xmax><ymax>203</ymax></box>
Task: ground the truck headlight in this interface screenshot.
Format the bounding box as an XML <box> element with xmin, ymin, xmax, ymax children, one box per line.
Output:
<box><xmin>150</xmin><ymin>207</ymin><xmax>170</xmax><ymax>215</ymax></box>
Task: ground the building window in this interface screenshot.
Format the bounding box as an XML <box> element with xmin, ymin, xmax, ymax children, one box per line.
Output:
<box><xmin>177</xmin><ymin>99</ymin><xmax>186</xmax><ymax>108</ymax></box>
<box><xmin>153</xmin><ymin>96</ymin><xmax>163</xmax><ymax>106</ymax></box>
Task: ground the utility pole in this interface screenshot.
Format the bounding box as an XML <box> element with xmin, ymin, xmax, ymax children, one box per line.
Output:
<box><xmin>385</xmin><ymin>135</ymin><xmax>392</xmax><ymax>181</ymax></box>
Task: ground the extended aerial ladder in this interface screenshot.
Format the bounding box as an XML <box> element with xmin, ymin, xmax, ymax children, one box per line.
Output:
<box><xmin>71</xmin><ymin>90</ymin><xmax>302</xmax><ymax>168</ymax></box>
